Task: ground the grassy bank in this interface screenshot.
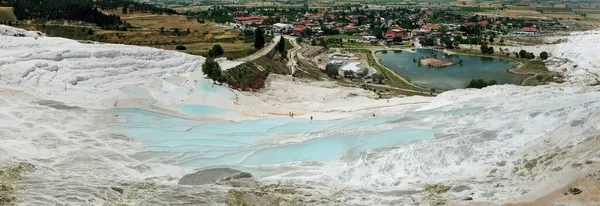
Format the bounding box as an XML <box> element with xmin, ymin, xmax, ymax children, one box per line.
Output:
<box><xmin>284</xmin><ymin>38</ymin><xmax>293</xmax><ymax>50</ymax></box>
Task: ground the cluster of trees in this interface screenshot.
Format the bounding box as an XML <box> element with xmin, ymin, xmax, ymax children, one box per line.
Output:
<box><xmin>301</xmin><ymin>28</ymin><xmax>313</xmax><ymax>37</ymax></box>
<box><xmin>480</xmin><ymin>43</ymin><xmax>495</xmax><ymax>54</ymax></box>
<box><xmin>320</xmin><ymin>26</ymin><xmax>340</xmax><ymax>35</ymax></box>
<box><xmin>440</xmin><ymin>36</ymin><xmax>457</xmax><ymax>49</ymax></box>
<box><xmin>185</xmin><ymin>6</ymin><xmax>235</xmax><ymax>23</ymax></box>
<box><xmin>458</xmin><ymin>36</ymin><xmax>484</xmax><ymax>45</ymax></box>
<box><xmin>12</xmin><ymin>0</ymin><xmax>122</xmax><ymax>27</ymax></box>
<box><xmin>202</xmin><ymin>58</ymin><xmax>226</xmax><ymax>83</ymax></box>
<box><xmin>458</xmin><ymin>24</ymin><xmax>484</xmax><ymax>36</ymax></box>
<box><xmin>467</xmin><ymin>79</ymin><xmax>497</xmax><ymax>89</ymax></box>
<box><xmin>160</xmin><ymin>27</ymin><xmax>191</xmax><ymax>36</ymax></box>
<box><xmin>208</xmin><ymin>44</ymin><xmax>224</xmax><ymax>57</ymax></box>
<box><xmin>98</xmin><ymin>0</ymin><xmax>176</xmax><ymax>15</ymax></box>
<box><xmin>518</xmin><ymin>49</ymin><xmax>535</xmax><ymax>59</ymax></box>
<box><xmin>420</xmin><ymin>37</ymin><xmax>436</xmax><ymax>47</ymax></box>
<box><xmin>310</xmin><ymin>38</ymin><xmax>328</xmax><ymax>48</ymax></box>
<box><xmin>372</xmin><ymin>73</ymin><xmax>384</xmax><ymax>84</ymax></box>
<box><xmin>0</xmin><ymin>21</ymin><xmax>14</xmax><ymax>26</ymax></box>
<box><xmin>10</xmin><ymin>0</ymin><xmax>175</xmax><ymax>28</ymax></box>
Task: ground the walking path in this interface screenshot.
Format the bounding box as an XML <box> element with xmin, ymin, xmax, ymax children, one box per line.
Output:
<box><xmin>220</xmin><ymin>36</ymin><xmax>281</xmax><ymax>70</ymax></box>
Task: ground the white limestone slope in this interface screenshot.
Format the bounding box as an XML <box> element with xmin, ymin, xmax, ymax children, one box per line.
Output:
<box><xmin>0</xmin><ymin>25</ymin><xmax>599</xmax><ymax>205</ymax></box>
<box><xmin>461</xmin><ymin>29</ymin><xmax>600</xmax><ymax>85</ymax></box>
<box><xmin>0</xmin><ymin>25</ymin><xmax>204</xmax><ymax>110</ymax></box>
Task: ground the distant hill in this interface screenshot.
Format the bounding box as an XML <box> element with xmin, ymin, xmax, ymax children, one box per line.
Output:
<box><xmin>0</xmin><ymin>7</ymin><xmax>16</xmax><ymax>22</ymax></box>
<box><xmin>5</xmin><ymin>0</ymin><xmax>177</xmax><ymax>28</ymax></box>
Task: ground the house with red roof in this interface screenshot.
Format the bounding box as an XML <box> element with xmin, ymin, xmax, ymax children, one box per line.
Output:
<box><xmin>293</xmin><ymin>25</ymin><xmax>307</xmax><ymax>36</ymax></box>
<box><xmin>423</xmin><ymin>23</ymin><xmax>440</xmax><ymax>30</ymax></box>
<box><xmin>385</xmin><ymin>30</ymin><xmax>405</xmax><ymax>41</ymax></box>
<box><xmin>522</xmin><ymin>27</ymin><xmax>538</xmax><ymax>33</ymax></box>
<box><xmin>479</xmin><ymin>20</ymin><xmax>489</xmax><ymax>26</ymax></box>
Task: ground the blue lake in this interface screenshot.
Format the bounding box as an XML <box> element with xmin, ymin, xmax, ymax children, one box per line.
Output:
<box><xmin>375</xmin><ymin>49</ymin><xmax>527</xmax><ymax>90</ymax></box>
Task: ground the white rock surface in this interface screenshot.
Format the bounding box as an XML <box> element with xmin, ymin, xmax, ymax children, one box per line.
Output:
<box><xmin>0</xmin><ymin>25</ymin><xmax>598</xmax><ymax>205</ymax></box>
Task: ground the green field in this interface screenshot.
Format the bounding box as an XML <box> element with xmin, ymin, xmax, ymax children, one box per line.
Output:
<box><xmin>284</xmin><ymin>38</ymin><xmax>293</xmax><ymax>50</ymax></box>
<box><xmin>459</xmin><ymin>7</ymin><xmax>496</xmax><ymax>13</ymax></box>
<box><xmin>536</xmin><ymin>7</ymin><xmax>573</xmax><ymax>13</ymax></box>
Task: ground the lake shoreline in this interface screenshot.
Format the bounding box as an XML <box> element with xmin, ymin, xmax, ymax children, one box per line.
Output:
<box><xmin>374</xmin><ymin>48</ymin><xmax>526</xmax><ymax>90</ymax></box>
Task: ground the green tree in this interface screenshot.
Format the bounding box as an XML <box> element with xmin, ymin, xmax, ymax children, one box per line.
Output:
<box><xmin>202</xmin><ymin>58</ymin><xmax>225</xmax><ymax>82</ymax></box>
<box><xmin>360</xmin><ymin>68</ymin><xmax>369</xmax><ymax>77</ymax></box>
<box><xmin>254</xmin><ymin>27</ymin><xmax>265</xmax><ymax>49</ymax></box>
<box><xmin>420</xmin><ymin>38</ymin><xmax>435</xmax><ymax>47</ymax></box>
<box><xmin>372</xmin><ymin>73</ymin><xmax>384</xmax><ymax>84</ymax></box>
<box><xmin>540</xmin><ymin>51</ymin><xmax>549</xmax><ymax>60</ymax></box>
<box><xmin>480</xmin><ymin>43</ymin><xmax>494</xmax><ymax>54</ymax></box>
<box><xmin>373</xmin><ymin>28</ymin><xmax>383</xmax><ymax>40</ymax></box>
<box><xmin>325</xmin><ymin>64</ymin><xmax>339</xmax><ymax>78</ymax></box>
<box><xmin>277</xmin><ymin>36</ymin><xmax>286</xmax><ymax>54</ymax></box>
<box><xmin>519</xmin><ymin>50</ymin><xmax>528</xmax><ymax>59</ymax></box>
<box><xmin>393</xmin><ymin>36</ymin><xmax>402</xmax><ymax>43</ymax></box>
<box><xmin>343</xmin><ymin>70</ymin><xmax>355</xmax><ymax>79</ymax></box>
<box><xmin>208</xmin><ymin>44</ymin><xmax>224</xmax><ymax>57</ymax></box>
<box><xmin>297</xmin><ymin>37</ymin><xmax>303</xmax><ymax>44</ymax></box>
<box><xmin>301</xmin><ymin>28</ymin><xmax>313</xmax><ymax>37</ymax></box>
<box><xmin>489</xmin><ymin>35</ymin><xmax>494</xmax><ymax>43</ymax></box>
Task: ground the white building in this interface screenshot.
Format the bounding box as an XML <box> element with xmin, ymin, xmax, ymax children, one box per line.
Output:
<box><xmin>273</xmin><ymin>23</ymin><xmax>293</xmax><ymax>34</ymax></box>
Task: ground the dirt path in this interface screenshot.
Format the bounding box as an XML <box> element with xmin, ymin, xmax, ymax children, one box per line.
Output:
<box><xmin>285</xmin><ymin>36</ymin><xmax>301</xmax><ymax>75</ymax></box>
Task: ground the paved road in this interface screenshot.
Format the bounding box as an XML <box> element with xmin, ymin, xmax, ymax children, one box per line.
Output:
<box><xmin>236</xmin><ymin>35</ymin><xmax>281</xmax><ymax>62</ymax></box>
<box><xmin>220</xmin><ymin>35</ymin><xmax>281</xmax><ymax>70</ymax></box>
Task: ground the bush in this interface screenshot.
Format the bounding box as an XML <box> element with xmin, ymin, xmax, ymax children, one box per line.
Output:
<box><xmin>480</xmin><ymin>43</ymin><xmax>494</xmax><ymax>54</ymax></box>
<box><xmin>228</xmin><ymin>71</ymin><xmax>269</xmax><ymax>91</ymax></box>
<box><xmin>209</xmin><ymin>44</ymin><xmax>224</xmax><ymax>57</ymax></box>
<box><xmin>343</xmin><ymin>70</ymin><xmax>355</xmax><ymax>79</ymax></box>
<box><xmin>176</xmin><ymin>45</ymin><xmax>187</xmax><ymax>50</ymax></box>
<box><xmin>540</xmin><ymin>51</ymin><xmax>549</xmax><ymax>60</ymax></box>
<box><xmin>466</xmin><ymin>79</ymin><xmax>498</xmax><ymax>89</ymax></box>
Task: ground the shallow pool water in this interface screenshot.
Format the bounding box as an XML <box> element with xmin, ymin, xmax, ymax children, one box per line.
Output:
<box><xmin>375</xmin><ymin>49</ymin><xmax>526</xmax><ymax>90</ymax></box>
<box><xmin>196</xmin><ymin>80</ymin><xmax>232</xmax><ymax>94</ymax></box>
<box><xmin>175</xmin><ymin>105</ymin><xmax>236</xmax><ymax>116</ymax></box>
<box><xmin>118</xmin><ymin>107</ymin><xmax>482</xmax><ymax>177</ymax></box>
